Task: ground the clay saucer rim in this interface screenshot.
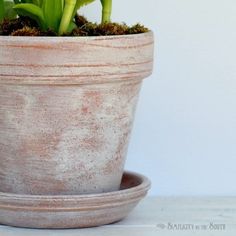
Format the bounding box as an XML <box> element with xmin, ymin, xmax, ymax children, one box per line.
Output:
<box><xmin>0</xmin><ymin>171</ymin><xmax>151</xmax><ymax>211</ymax></box>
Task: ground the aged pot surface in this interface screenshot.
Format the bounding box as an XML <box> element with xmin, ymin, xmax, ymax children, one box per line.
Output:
<box><xmin>0</xmin><ymin>32</ymin><xmax>154</xmax><ymax>195</ymax></box>
<box><xmin>0</xmin><ymin>171</ymin><xmax>151</xmax><ymax>228</ymax></box>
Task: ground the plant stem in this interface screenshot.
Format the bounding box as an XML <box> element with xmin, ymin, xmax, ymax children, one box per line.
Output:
<box><xmin>58</xmin><ymin>0</ymin><xmax>76</xmax><ymax>35</ymax></box>
<box><xmin>101</xmin><ymin>0</ymin><xmax>112</xmax><ymax>23</ymax></box>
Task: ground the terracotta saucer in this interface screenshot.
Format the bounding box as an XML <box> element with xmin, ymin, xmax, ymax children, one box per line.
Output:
<box><xmin>0</xmin><ymin>171</ymin><xmax>151</xmax><ymax>229</ymax></box>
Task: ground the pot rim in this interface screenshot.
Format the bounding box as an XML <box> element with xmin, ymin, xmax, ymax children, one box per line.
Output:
<box><xmin>0</xmin><ymin>30</ymin><xmax>154</xmax><ymax>85</ymax></box>
<box><xmin>0</xmin><ymin>31</ymin><xmax>153</xmax><ymax>42</ymax></box>
<box><xmin>0</xmin><ymin>171</ymin><xmax>151</xmax><ymax>201</ymax></box>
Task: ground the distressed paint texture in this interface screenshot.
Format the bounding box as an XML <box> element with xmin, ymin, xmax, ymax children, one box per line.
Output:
<box><xmin>0</xmin><ymin>32</ymin><xmax>154</xmax><ymax>195</ymax></box>
<box><xmin>0</xmin><ymin>172</ymin><xmax>151</xmax><ymax>228</ymax></box>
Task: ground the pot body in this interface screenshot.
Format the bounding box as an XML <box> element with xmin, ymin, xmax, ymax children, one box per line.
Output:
<box><xmin>0</xmin><ymin>32</ymin><xmax>154</xmax><ymax>195</ymax></box>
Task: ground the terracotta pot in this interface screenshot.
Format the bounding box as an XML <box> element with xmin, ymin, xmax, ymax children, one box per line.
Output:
<box><xmin>0</xmin><ymin>32</ymin><xmax>154</xmax><ymax>195</ymax></box>
<box><xmin>0</xmin><ymin>171</ymin><xmax>151</xmax><ymax>228</ymax></box>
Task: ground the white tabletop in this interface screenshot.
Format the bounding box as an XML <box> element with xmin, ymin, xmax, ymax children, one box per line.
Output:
<box><xmin>0</xmin><ymin>197</ymin><xmax>235</xmax><ymax>236</ymax></box>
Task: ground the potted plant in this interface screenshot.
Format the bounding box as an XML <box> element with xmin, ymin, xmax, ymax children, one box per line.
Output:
<box><xmin>0</xmin><ymin>0</ymin><xmax>154</xmax><ymax>228</ymax></box>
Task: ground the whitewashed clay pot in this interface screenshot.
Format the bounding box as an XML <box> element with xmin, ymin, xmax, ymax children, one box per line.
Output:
<box><xmin>0</xmin><ymin>171</ymin><xmax>151</xmax><ymax>228</ymax></box>
<box><xmin>0</xmin><ymin>32</ymin><xmax>154</xmax><ymax>195</ymax></box>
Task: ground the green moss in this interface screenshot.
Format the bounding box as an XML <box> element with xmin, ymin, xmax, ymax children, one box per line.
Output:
<box><xmin>11</xmin><ymin>26</ymin><xmax>41</xmax><ymax>36</ymax></box>
<box><xmin>74</xmin><ymin>15</ymin><xmax>89</xmax><ymax>27</ymax></box>
<box><xmin>72</xmin><ymin>22</ymin><xmax>97</xmax><ymax>36</ymax></box>
<box><xmin>126</xmin><ymin>23</ymin><xmax>149</xmax><ymax>34</ymax></box>
<box><xmin>0</xmin><ymin>15</ymin><xmax>150</xmax><ymax>36</ymax></box>
<box><xmin>95</xmin><ymin>22</ymin><xmax>128</xmax><ymax>35</ymax></box>
<box><xmin>0</xmin><ymin>16</ymin><xmax>37</xmax><ymax>35</ymax></box>
<box><xmin>72</xmin><ymin>16</ymin><xmax>149</xmax><ymax>36</ymax></box>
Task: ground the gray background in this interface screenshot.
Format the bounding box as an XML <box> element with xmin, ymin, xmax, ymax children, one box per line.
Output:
<box><xmin>81</xmin><ymin>0</ymin><xmax>236</xmax><ymax>196</ymax></box>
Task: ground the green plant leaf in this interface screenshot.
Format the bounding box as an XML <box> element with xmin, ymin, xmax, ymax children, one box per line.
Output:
<box><xmin>68</xmin><ymin>21</ymin><xmax>77</xmax><ymax>32</ymax></box>
<box><xmin>22</xmin><ymin>0</ymin><xmax>34</xmax><ymax>3</ymax></box>
<box><xmin>35</xmin><ymin>0</ymin><xmax>43</xmax><ymax>7</ymax></box>
<box><xmin>100</xmin><ymin>0</ymin><xmax>112</xmax><ymax>23</ymax></box>
<box><xmin>58</xmin><ymin>0</ymin><xmax>77</xmax><ymax>35</ymax></box>
<box><xmin>14</xmin><ymin>0</ymin><xmax>42</xmax><ymax>5</ymax></box>
<box><xmin>42</xmin><ymin>0</ymin><xmax>63</xmax><ymax>31</ymax></box>
<box><xmin>0</xmin><ymin>0</ymin><xmax>4</xmax><ymax>22</ymax></box>
<box><xmin>13</xmin><ymin>3</ymin><xmax>46</xmax><ymax>29</ymax></box>
<box><xmin>4</xmin><ymin>1</ymin><xmax>18</xmax><ymax>20</ymax></box>
<box><xmin>32</xmin><ymin>0</ymin><xmax>40</xmax><ymax>6</ymax></box>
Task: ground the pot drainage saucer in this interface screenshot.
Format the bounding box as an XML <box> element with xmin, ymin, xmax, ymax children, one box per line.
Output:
<box><xmin>0</xmin><ymin>171</ymin><xmax>151</xmax><ymax>229</ymax></box>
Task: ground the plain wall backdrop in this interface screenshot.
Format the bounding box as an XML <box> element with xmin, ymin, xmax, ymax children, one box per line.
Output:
<box><xmin>81</xmin><ymin>0</ymin><xmax>236</xmax><ymax>196</ymax></box>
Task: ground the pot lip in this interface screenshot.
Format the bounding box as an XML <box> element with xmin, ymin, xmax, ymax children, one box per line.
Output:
<box><xmin>0</xmin><ymin>171</ymin><xmax>151</xmax><ymax>201</ymax></box>
<box><xmin>0</xmin><ymin>31</ymin><xmax>153</xmax><ymax>42</ymax></box>
<box><xmin>0</xmin><ymin>30</ymin><xmax>154</xmax><ymax>85</ymax></box>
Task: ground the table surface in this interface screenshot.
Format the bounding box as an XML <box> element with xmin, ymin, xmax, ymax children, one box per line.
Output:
<box><xmin>0</xmin><ymin>196</ymin><xmax>235</xmax><ymax>236</ymax></box>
